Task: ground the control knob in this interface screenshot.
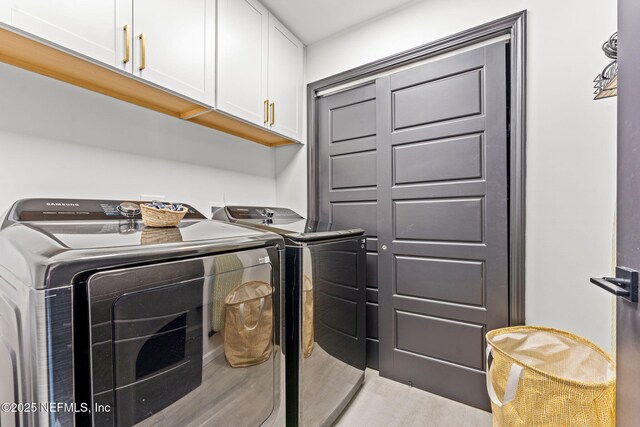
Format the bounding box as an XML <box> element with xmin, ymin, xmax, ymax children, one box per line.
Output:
<box><xmin>118</xmin><ymin>202</ymin><xmax>141</xmax><ymax>218</ymax></box>
<box><xmin>261</xmin><ymin>208</ymin><xmax>275</xmax><ymax>218</ymax></box>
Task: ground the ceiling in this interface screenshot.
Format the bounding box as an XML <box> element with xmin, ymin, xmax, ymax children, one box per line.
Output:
<box><xmin>261</xmin><ymin>0</ymin><xmax>417</xmax><ymax>45</ymax></box>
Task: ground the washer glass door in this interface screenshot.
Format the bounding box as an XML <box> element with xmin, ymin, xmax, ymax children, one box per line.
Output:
<box><xmin>85</xmin><ymin>248</ymin><xmax>278</xmax><ymax>427</ymax></box>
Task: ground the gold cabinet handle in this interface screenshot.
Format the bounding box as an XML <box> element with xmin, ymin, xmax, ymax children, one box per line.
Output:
<box><xmin>123</xmin><ymin>24</ymin><xmax>130</xmax><ymax>64</ymax></box>
<box><xmin>138</xmin><ymin>33</ymin><xmax>146</xmax><ymax>71</ymax></box>
<box><xmin>269</xmin><ymin>102</ymin><xmax>275</xmax><ymax>126</ymax></box>
<box><xmin>264</xmin><ymin>99</ymin><xmax>269</xmax><ymax>124</ymax></box>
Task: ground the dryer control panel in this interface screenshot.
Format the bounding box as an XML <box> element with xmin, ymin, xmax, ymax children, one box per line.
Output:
<box><xmin>222</xmin><ymin>206</ymin><xmax>303</xmax><ymax>220</ymax></box>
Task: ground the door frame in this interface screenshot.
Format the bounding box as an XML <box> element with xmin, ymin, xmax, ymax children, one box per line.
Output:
<box><xmin>306</xmin><ymin>11</ymin><xmax>527</xmax><ymax>325</ymax></box>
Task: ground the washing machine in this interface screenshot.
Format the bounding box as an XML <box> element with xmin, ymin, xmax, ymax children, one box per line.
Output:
<box><xmin>0</xmin><ymin>198</ymin><xmax>285</xmax><ymax>427</ymax></box>
<box><xmin>213</xmin><ymin>206</ymin><xmax>366</xmax><ymax>427</ymax></box>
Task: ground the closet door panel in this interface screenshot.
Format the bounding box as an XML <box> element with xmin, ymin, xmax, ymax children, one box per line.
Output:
<box><xmin>317</xmin><ymin>83</ymin><xmax>379</xmax><ymax>369</ymax></box>
<box><xmin>377</xmin><ymin>43</ymin><xmax>509</xmax><ymax>411</ymax></box>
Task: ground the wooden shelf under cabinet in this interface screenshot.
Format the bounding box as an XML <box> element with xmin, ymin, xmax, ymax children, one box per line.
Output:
<box><xmin>0</xmin><ymin>26</ymin><xmax>296</xmax><ymax>147</ymax></box>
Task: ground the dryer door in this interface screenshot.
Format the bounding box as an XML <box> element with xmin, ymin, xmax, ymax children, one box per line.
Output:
<box><xmin>84</xmin><ymin>247</ymin><xmax>279</xmax><ymax>427</ymax></box>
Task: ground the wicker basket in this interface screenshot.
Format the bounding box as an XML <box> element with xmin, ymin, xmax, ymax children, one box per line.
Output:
<box><xmin>140</xmin><ymin>203</ymin><xmax>188</xmax><ymax>227</ymax></box>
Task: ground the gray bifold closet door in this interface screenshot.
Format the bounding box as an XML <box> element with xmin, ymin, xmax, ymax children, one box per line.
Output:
<box><xmin>318</xmin><ymin>83</ymin><xmax>380</xmax><ymax>369</ymax></box>
<box><xmin>317</xmin><ymin>41</ymin><xmax>509</xmax><ymax>410</ymax></box>
<box><xmin>376</xmin><ymin>42</ymin><xmax>509</xmax><ymax>411</ymax></box>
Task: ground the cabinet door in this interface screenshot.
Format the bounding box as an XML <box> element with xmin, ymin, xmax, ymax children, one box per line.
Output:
<box><xmin>217</xmin><ymin>0</ymin><xmax>268</xmax><ymax>126</ymax></box>
<box><xmin>267</xmin><ymin>14</ymin><xmax>303</xmax><ymax>141</ymax></box>
<box><xmin>1</xmin><ymin>0</ymin><xmax>132</xmax><ymax>72</ymax></box>
<box><xmin>133</xmin><ymin>0</ymin><xmax>215</xmax><ymax>105</ymax></box>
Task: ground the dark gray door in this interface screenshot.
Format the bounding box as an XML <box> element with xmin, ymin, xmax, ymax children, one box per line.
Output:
<box><xmin>316</xmin><ymin>43</ymin><xmax>510</xmax><ymax>408</ymax></box>
<box><xmin>590</xmin><ymin>2</ymin><xmax>640</xmax><ymax>425</ymax></box>
<box><xmin>614</xmin><ymin>1</ymin><xmax>640</xmax><ymax>424</ymax></box>
<box><xmin>318</xmin><ymin>84</ymin><xmax>380</xmax><ymax>368</ymax></box>
<box><xmin>376</xmin><ymin>42</ymin><xmax>509</xmax><ymax>411</ymax></box>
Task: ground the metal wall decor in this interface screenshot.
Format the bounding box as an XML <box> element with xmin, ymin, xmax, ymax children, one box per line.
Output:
<box><xmin>594</xmin><ymin>32</ymin><xmax>618</xmax><ymax>99</ymax></box>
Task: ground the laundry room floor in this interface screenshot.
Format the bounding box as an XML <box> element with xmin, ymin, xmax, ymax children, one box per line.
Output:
<box><xmin>335</xmin><ymin>370</ymin><xmax>492</xmax><ymax>427</ymax></box>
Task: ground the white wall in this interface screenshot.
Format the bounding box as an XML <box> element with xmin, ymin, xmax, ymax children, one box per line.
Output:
<box><xmin>276</xmin><ymin>0</ymin><xmax>618</xmax><ymax>351</ymax></box>
<box><xmin>0</xmin><ymin>63</ymin><xmax>277</xmax><ymax>217</ymax></box>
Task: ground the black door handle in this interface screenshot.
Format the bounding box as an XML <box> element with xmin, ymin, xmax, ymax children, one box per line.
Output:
<box><xmin>590</xmin><ymin>277</ymin><xmax>631</xmax><ymax>297</ymax></box>
<box><xmin>590</xmin><ymin>266</ymin><xmax>639</xmax><ymax>302</ymax></box>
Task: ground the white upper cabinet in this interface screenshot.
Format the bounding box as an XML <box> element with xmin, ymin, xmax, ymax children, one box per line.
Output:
<box><xmin>133</xmin><ymin>0</ymin><xmax>215</xmax><ymax>105</ymax></box>
<box><xmin>217</xmin><ymin>0</ymin><xmax>304</xmax><ymax>141</ymax></box>
<box><xmin>1</xmin><ymin>0</ymin><xmax>132</xmax><ymax>72</ymax></box>
<box><xmin>216</xmin><ymin>0</ymin><xmax>269</xmax><ymax>127</ymax></box>
<box><xmin>267</xmin><ymin>14</ymin><xmax>303</xmax><ymax>142</ymax></box>
<box><xmin>1</xmin><ymin>0</ymin><xmax>302</xmax><ymax>142</ymax></box>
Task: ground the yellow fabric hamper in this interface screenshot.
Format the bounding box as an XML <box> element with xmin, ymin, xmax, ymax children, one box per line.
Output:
<box><xmin>486</xmin><ymin>326</ymin><xmax>616</xmax><ymax>427</ymax></box>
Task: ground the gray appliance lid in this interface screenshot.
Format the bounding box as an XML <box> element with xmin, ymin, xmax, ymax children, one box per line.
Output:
<box><xmin>22</xmin><ymin>220</ymin><xmax>264</xmax><ymax>249</ymax></box>
<box><xmin>2</xmin><ymin>198</ymin><xmax>271</xmax><ymax>249</ymax></box>
<box><xmin>0</xmin><ymin>199</ymin><xmax>283</xmax><ymax>288</ymax></box>
<box><xmin>223</xmin><ymin>205</ymin><xmax>365</xmax><ymax>241</ymax></box>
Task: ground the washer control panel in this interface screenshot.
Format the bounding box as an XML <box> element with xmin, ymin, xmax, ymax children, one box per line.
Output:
<box><xmin>13</xmin><ymin>198</ymin><xmax>205</xmax><ymax>221</ymax></box>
